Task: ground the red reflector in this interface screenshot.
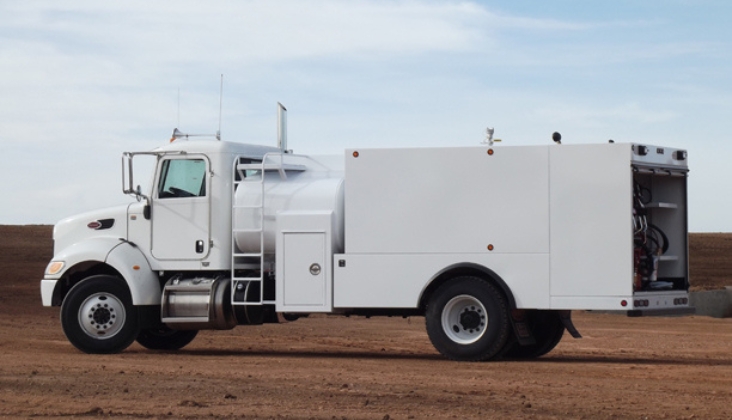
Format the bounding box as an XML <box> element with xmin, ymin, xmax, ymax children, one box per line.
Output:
<box><xmin>621</xmin><ymin>300</ymin><xmax>628</xmax><ymax>307</ymax></box>
<box><xmin>87</xmin><ymin>221</ymin><xmax>101</xmax><ymax>229</ymax></box>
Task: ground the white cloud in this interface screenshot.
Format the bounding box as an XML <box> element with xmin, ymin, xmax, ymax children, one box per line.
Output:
<box><xmin>0</xmin><ymin>1</ymin><xmax>730</xmax><ymax>230</ymax></box>
<box><xmin>0</xmin><ymin>1</ymin><xmax>491</xmax><ymax>64</ymax></box>
<box><xmin>535</xmin><ymin>102</ymin><xmax>678</xmax><ymax>127</ymax></box>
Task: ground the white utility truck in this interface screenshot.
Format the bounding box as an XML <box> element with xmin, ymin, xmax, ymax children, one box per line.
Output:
<box><xmin>40</xmin><ymin>110</ymin><xmax>692</xmax><ymax>361</ymax></box>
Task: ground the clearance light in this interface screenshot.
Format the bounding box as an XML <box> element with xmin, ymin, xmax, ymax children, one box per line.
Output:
<box><xmin>46</xmin><ymin>261</ymin><xmax>65</xmax><ymax>276</ymax></box>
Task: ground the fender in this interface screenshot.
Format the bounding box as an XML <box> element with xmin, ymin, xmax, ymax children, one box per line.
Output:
<box><xmin>419</xmin><ymin>262</ymin><xmax>517</xmax><ymax>310</ymax></box>
<box><xmin>105</xmin><ymin>241</ymin><xmax>160</xmax><ymax>305</ymax></box>
<box><xmin>44</xmin><ymin>237</ymin><xmax>160</xmax><ymax>306</ymax></box>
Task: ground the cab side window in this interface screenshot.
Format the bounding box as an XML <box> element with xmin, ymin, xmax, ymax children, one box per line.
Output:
<box><xmin>158</xmin><ymin>159</ymin><xmax>207</xmax><ymax>198</ymax></box>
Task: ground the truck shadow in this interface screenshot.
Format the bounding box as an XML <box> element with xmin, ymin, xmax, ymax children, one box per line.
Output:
<box><xmin>175</xmin><ymin>348</ymin><xmax>444</xmax><ymax>361</ymax></box>
<box><xmin>529</xmin><ymin>354</ymin><xmax>732</xmax><ymax>367</ymax></box>
<box><xmin>167</xmin><ymin>349</ymin><xmax>732</xmax><ymax>366</ymax></box>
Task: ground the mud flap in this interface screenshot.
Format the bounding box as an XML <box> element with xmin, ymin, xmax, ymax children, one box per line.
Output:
<box><xmin>559</xmin><ymin>310</ymin><xmax>582</xmax><ymax>338</ymax></box>
<box><xmin>510</xmin><ymin>310</ymin><xmax>537</xmax><ymax>346</ymax></box>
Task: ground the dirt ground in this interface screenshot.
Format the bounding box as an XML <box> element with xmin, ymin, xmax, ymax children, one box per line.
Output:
<box><xmin>1</xmin><ymin>225</ymin><xmax>731</xmax><ymax>419</ymax></box>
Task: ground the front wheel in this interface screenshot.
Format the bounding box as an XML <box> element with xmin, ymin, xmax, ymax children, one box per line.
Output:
<box><xmin>426</xmin><ymin>277</ymin><xmax>510</xmax><ymax>361</ymax></box>
<box><xmin>136</xmin><ymin>327</ymin><xmax>198</xmax><ymax>350</ymax></box>
<box><xmin>60</xmin><ymin>275</ymin><xmax>139</xmax><ymax>354</ymax></box>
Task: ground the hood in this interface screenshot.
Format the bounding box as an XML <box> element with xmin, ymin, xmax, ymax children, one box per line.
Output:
<box><xmin>54</xmin><ymin>205</ymin><xmax>130</xmax><ymax>254</ymax></box>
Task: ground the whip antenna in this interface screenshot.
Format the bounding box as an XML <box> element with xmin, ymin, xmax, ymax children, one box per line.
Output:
<box><xmin>217</xmin><ymin>74</ymin><xmax>223</xmax><ymax>140</ymax></box>
<box><xmin>177</xmin><ymin>88</ymin><xmax>180</xmax><ymax>129</ymax></box>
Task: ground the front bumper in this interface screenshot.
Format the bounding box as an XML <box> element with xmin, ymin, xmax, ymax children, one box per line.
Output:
<box><xmin>40</xmin><ymin>279</ymin><xmax>58</xmax><ymax>306</ymax></box>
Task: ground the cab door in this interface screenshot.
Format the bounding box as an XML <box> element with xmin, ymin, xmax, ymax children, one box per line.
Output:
<box><xmin>151</xmin><ymin>155</ymin><xmax>211</xmax><ymax>260</ymax></box>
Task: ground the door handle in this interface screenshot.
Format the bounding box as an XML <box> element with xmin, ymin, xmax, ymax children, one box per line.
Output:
<box><xmin>195</xmin><ymin>240</ymin><xmax>204</xmax><ymax>253</ymax></box>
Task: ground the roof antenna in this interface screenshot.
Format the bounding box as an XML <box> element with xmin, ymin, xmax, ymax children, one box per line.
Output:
<box><xmin>177</xmin><ymin>87</ymin><xmax>180</xmax><ymax>129</ymax></box>
<box><xmin>217</xmin><ymin>74</ymin><xmax>223</xmax><ymax>141</ymax></box>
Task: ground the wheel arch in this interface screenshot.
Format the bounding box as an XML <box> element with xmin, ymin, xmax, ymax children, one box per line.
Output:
<box><xmin>51</xmin><ymin>260</ymin><xmax>120</xmax><ymax>306</ymax></box>
<box><xmin>49</xmin><ymin>238</ymin><xmax>160</xmax><ymax>307</ymax></box>
<box><xmin>419</xmin><ymin>263</ymin><xmax>516</xmax><ymax>312</ymax></box>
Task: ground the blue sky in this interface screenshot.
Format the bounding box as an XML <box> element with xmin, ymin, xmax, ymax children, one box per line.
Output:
<box><xmin>1</xmin><ymin>1</ymin><xmax>730</xmax><ymax>231</ymax></box>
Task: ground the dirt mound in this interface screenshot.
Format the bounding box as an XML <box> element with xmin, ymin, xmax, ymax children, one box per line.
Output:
<box><xmin>1</xmin><ymin>225</ymin><xmax>731</xmax><ymax>419</ymax></box>
<box><xmin>689</xmin><ymin>233</ymin><xmax>732</xmax><ymax>290</ymax></box>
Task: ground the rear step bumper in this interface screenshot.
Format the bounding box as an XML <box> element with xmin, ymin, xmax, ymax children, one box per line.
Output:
<box><xmin>627</xmin><ymin>306</ymin><xmax>696</xmax><ymax>317</ymax></box>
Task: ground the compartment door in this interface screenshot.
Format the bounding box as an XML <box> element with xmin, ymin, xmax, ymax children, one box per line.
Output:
<box><xmin>283</xmin><ymin>233</ymin><xmax>326</xmax><ymax>306</ymax></box>
<box><xmin>549</xmin><ymin>144</ymin><xmax>634</xmax><ymax>300</ymax></box>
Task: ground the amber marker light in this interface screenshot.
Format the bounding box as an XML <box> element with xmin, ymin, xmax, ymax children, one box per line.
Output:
<box><xmin>133</xmin><ymin>265</ymin><xmax>140</xmax><ymax>271</ymax></box>
<box><xmin>487</xmin><ymin>149</ymin><xmax>494</xmax><ymax>155</ymax></box>
<box><xmin>353</xmin><ymin>151</ymin><xmax>360</xmax><ymax>158</ymax></box>
<box><xmin>46</xmin><ymin>261</ymin><xmax>65</xmax><ymax>275</ymax></box>
<box><xmin>487</xmin><ymin>244</ymin><xmax>494</xmax><ymax>251</ymax></box>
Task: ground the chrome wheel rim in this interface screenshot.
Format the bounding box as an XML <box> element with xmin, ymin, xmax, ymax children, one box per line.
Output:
<box><xmin>78</xmin><ymin>292</ymin><xmax>126</xmax><ymax>340</ymax></box>
<box><xmin>441</xmin><ymin>294</ymin><xmax>488</xmax><ymax>344</ymax></box>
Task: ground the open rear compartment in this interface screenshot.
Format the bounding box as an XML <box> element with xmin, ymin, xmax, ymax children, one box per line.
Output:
<box><xmin>630</xmin><ymin>145</ymin><xmax>691</xmax><ymax>315</ymax></box>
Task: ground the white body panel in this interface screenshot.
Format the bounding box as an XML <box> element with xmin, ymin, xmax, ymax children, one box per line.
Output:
<box><xmin>549</xmin><ymin>144</ymin><xmax>633</xmax><ymax>299</ymax></box>
<box><xmin>344</xmin><ymin>146</ymin><xmax>549</xmax><ymax>254</ymax></box>
<box><xmin>333</xmin><ymin>253</ymin><xmax>549</xmax><ymax>308</ymax></box>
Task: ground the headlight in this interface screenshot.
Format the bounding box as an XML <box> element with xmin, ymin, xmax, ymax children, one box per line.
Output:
<box><xmin>46</xmin><ymin>261</ymin><xmax>65</xmax><ymax>276</ymax></box>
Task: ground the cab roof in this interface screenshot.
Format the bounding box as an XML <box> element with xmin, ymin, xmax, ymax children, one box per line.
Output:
<box><xmin>152</xmin><ymin>139</ymin><xmax>282</xmax><ymax>159</ymax></box>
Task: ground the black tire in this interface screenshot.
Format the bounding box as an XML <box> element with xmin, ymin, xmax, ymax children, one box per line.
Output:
<box><xmin>425</xmin><ymin>276</ymin><xmax>510</xmax><ymax>361</ymax></box>
<box><xmin>136</xmin><ymin>327</ymin><xmax>198</xmax><ymax>350</ymax></box>
<box><xmin>60</xmin><ymin>275</ymin><xmax>139</xmax><ymax>354</ymax></box>
<box><xmin>503</xmin><ymin>310</ymin><xmax>565</xmax><ymax>359</ymax></box>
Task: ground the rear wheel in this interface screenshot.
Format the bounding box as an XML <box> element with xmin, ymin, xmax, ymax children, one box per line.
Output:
<box><xmin>136</xmin><ymin>327</ymin><xmax>198</xmax><ymax>350</ymax></box>
<box><xmin>426</xmin><ymin>277</ymin><xmax>510</xmax><ymax>361</ymax></box>
<box><xmin>503</xmin><ymin>310</ymin><xmax>565</xmax><ymax>359</ymax></box>
<box><xmin>61</xmin><ymin>275</ymin><xmax>139</xmax><ymax>354</ymax></box>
